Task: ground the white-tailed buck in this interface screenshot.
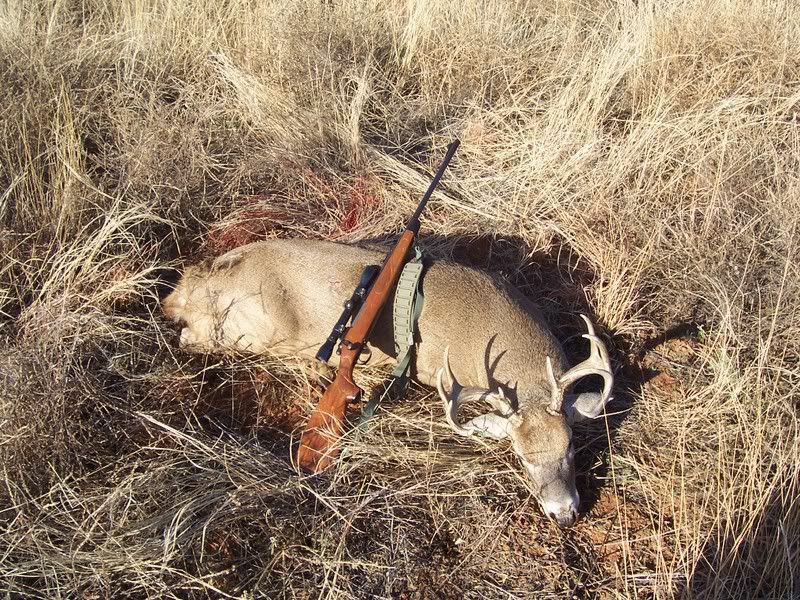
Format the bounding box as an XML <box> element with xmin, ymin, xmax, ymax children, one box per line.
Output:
<box><xmin>163</xmin><ymin>238</ymin><xmax>614</xmax><ymax>527</ymax></box>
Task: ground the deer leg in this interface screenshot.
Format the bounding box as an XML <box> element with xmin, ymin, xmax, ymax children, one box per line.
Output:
<box><xmin>308</xmin><ymin>360</ymin><xmax>334</xmax><ymax>388</ymax></box>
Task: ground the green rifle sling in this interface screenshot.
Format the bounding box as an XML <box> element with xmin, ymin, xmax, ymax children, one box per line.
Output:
<box><xmin>358</xmin><ymin>245</ymin><xmax>425</xmax><ymax>424</ymax></box>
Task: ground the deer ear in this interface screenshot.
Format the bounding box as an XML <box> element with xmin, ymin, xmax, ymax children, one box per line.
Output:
<box><xmin>485</xmin><ymin>389</ymin><xmax>523</xmax><ymax>427</ymax></box>
<box><xmin>564</xmin><ymin>391</ymin><xmax>611</xmax><ymax>424</ymax></box>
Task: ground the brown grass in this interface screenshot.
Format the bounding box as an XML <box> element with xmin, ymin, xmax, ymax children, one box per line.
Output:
<box><xmin>1</xmin><ymin>0</ymin><xmax>799</xmax><ymax>597</ymax></box>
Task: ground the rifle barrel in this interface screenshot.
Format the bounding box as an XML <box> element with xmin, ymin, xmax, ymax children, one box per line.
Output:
<box><xmin>406</xmin><ymin>139</ymin><xmax>460</xmax><ymax>232</ymax></box>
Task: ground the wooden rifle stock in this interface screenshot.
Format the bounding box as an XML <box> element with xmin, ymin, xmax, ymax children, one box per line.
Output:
<box><xmin>296</xmin><ymin>140</ymin><xmax>460</xmax><ymax>473</ymax></box>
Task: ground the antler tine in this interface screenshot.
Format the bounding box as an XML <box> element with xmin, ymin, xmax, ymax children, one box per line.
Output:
<box><xmin>545</xmin><ymin>315</ymin><xmax>614</xmax><ymax>415</ymax></box>
<box><xmin>579</xmin><ymin>313</ymin><xmax>596</xmax><ymax>335</ymax></box>
<box><xmin>580</xmin><ymin>314</ymin><xmax>610</xmax><ymax>365</ymax></box>
<box><xmin>545</xmin><ymin>356</ymin><xmax>563</xmax><ymax>415</ymax></box>
<box><xmin>557</xmin><ymin>315</ymin><xmax>613</xmax><ymax>405</ymax></box>
<box><xmin>442</xmin><ymin>346</ymin><xmax>456</xmax><ymax>389</ymax></box>
<box><xmin>436</xmin><ymin>346</ymin><xmax>517</xmax><ymax>440</ymax></box>
<box><xmin>436</xmin><ymin>347</ymin><xmax>474</xmax><ymax>437</ymax></box>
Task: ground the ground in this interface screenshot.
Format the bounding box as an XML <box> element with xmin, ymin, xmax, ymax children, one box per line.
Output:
<box><xmin>1</xmin><ymin>0</ymin><xmax>798</xmax><ymax>598</ymax></box>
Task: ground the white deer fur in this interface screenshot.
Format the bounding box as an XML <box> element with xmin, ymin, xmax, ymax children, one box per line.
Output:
<box><xmin>162</xmin><ymin>238</ymin><xmax>613</xmax><ymax>527</ymax></box>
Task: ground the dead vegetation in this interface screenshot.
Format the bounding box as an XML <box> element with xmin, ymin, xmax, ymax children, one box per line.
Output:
<box><xmin>1</xmin><ymin>0</ymin><xmax>798</xmax><ymax>597</ymax></box>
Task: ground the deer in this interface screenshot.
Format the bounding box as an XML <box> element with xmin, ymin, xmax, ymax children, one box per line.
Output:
<box><xmin>162</xmin><ymin>237</ymin><xmax>614</xmax><ymax>528</ymax></box>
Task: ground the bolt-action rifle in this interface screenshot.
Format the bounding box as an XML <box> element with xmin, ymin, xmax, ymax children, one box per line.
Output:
<box><xmin>296</xmin><ymin>139</ymin><xmax>460</xmax><ymax>473</ymax></box>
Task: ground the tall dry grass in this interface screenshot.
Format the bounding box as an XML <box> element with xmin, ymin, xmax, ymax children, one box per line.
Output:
<box><xmin>1</xmin><ymin>0</ymin><xmax>798</xmax><ymax>597</ymax></box>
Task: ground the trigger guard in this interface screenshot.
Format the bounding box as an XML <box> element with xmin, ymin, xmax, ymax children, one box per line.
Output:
<box><xmin>357</xmin><ymin>344</ymin><xmax>372</xmax><ymax>365</ymax></box>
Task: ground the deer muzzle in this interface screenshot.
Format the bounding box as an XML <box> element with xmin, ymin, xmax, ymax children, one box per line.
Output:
<box><xmin>539</xmin><ymin>487</ymin><xmax>580</xmax><ymax>528</ymax></box>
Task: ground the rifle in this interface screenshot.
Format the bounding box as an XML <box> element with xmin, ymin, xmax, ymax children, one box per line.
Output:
<box><xmin>296</xmin><ymin>139</ymin><xmax>461</xmax><ymax>473</ymax></box>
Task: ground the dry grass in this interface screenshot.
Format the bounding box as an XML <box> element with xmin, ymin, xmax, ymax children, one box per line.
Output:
<box><xmin>1</xmin><ymin>0</ymin><xmax>799</xmax><ymax>597</ymax></box>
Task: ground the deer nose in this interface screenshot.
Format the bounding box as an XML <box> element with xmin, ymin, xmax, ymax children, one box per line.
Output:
<box><xmin>549</xmin><ymin>508</ymin><xmax>578</xmax><ymax>528</ymax></box>
<box><xmin>542</xmin><ymin>490</ymin><xmax>580</xmax><ymax>528</ymax></box>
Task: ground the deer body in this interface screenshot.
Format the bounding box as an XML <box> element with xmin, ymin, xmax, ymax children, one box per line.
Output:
<box><xmin>163</xmin><ymin>238</ymin><xmax>613</xmax><ymax>527</ymax></box>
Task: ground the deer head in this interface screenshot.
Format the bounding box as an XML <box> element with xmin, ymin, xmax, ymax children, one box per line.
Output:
<box><xmin>436</xmin><ymin>315</ymin><xmax>613</xmax><ymax>528</ymax></box>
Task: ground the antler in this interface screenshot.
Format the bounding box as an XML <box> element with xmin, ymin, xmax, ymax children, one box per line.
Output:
<box><xmin>435</xmin><ymin>347</ymin><xmax>513</xmax><ymax>440</ymax></box>
<box><xmin>546</xmin><ymin>314</ymin><xmax>613</xmax><ymax>416</ymax></box>
<box><xmin>437</xmin><ymin>347</ymin><xmax>470</xmax><ymax>436</ymax></box>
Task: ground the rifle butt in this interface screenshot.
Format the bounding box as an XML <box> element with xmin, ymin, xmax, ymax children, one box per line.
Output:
<box><xmin>296</xmin><ymin>372</ymin><xmax>361</xmax><ymax>473</ymax></box>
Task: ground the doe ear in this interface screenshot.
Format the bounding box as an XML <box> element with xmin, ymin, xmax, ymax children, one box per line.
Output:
<box><xmin>563</xmin><ymin>391</ymin><xmax>611</xmax><ymax>424</ymax></box>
